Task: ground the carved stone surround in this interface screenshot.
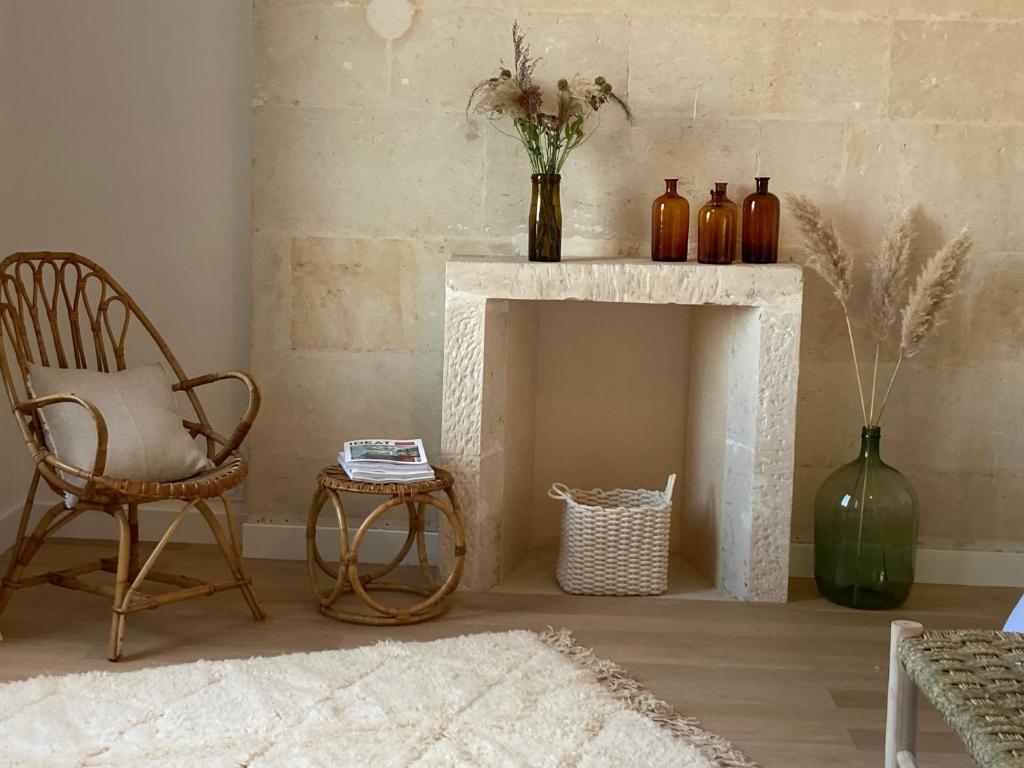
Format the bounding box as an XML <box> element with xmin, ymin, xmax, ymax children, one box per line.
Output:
<box><xmin>441</xmin><ymin>257</ymin><xmax>804</xmax><ymax>601</ymax></box>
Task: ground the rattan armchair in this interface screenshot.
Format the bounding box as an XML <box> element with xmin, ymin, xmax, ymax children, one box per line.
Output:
<box><xmin>0</xmin><ymin>252</ymin><xmax>265</xmax><ymax>660</ymax></box>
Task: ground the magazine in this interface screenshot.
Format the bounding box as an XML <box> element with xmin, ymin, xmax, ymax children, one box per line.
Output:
<box><xmin>343</xmin><ymin>439</ymin><xmax>427</xmax><ymax>465</ymax></box>
<box><xmin>339</xmin><ymin>439</ymin><xmax>435</xmax><ymax>483</ymax></box>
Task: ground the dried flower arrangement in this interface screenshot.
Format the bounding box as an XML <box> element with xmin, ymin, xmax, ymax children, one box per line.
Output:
<box><xmin>466</xmin><ymin>22</ymin><xmax>633</xmax><ymax>175</ymax></box>
<box><xmin>787</xmin><ymin>195</ymin><xmax>973</xmax><ymax>426</ymax></box>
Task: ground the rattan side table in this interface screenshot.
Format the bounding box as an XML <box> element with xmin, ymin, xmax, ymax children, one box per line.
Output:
<box><xmin>306</xmin><ymin>465</ymin><xmax>466</xmax><ymax>625</ymax></box>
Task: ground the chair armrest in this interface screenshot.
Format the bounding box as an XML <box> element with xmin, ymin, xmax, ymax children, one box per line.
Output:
<box><xmin>173</xmin><ymin>370</ymin><xmax>261</xmax><ymax>465</ymax></box>
<box><xmin>15</xmin><ymin>393</ymin><xmax>110</xmax><ymax>480</ymax></box>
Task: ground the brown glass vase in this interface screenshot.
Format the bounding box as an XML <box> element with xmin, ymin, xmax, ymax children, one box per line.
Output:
<box><xmin>742</xmin><ymin>177</ymin><xmax>780</xmax><ymax>264</ymax></box>
<box><xmin>697</xmin><ymin>182</ymin><xmax>737</xmax><ymax>264</ymax></box>
<box><xmin>651</xmin><ymin>178</ymin><xmax>689</xmax><ymax>261</ymax></box>
<box><xmin>528</xmin><ymin>173</ymin><xmax>562</xmax><ymax>262</ymax></box>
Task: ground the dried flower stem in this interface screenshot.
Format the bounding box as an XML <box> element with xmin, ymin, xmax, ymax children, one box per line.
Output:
<box><xmin>842</xmin><ymin>308</ymin><xmax>869</xmax><ymax>425</ymax></box>
<box><xmin>874</xmin><ymin>354</ymin><xmax>904</xmax><ymax>425</ymax></box>
<box><xmin>868</xmin><ymin>344</ymin><xmax>880</xmax><ymax>423</ymax></box>
<box><xmin>852</xmin><ymin>450</ymin><xmax>872</xmax><ymax>604</ymax></box>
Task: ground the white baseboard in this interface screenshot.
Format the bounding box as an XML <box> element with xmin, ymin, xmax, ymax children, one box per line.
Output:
<box><xmin>789</xmin><ymin>542</ymin><xmax>1024</xmax><ymax>588</ymax></box>
<box><xmin>1</xmin><ymin>501</ymin><xmax>1017</xmax><ymax>585</ymax></box>
<box><xmin>242</xmin><ymin>521</ymin><xmax>438</xmax><ymax>566</ymax></box>
<box><xmin>0</xmin><ymin>499</ymin><xmax>227</xmax><ymax>547</ymax></box>
<box><xmin>0</xmin><ymin>501</ymin><xmax>437</xmax><ymax>567</ymax></box>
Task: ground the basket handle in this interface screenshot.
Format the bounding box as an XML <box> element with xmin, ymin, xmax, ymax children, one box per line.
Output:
<box><xmin>664</xmin><ymin>474</ymin><xmax>676</xmax><ymax>500</ymax></box>
<box><xmin>548</xmin><ymin>482</ymin><xmax>572</xmax><ymax>501</ymax></box>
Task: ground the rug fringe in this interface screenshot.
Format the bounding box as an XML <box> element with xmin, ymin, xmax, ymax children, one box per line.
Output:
<box><xmin>538</xmin><ymin>628</ymin><xmax>760</xmax><ymax>768</ymax></box>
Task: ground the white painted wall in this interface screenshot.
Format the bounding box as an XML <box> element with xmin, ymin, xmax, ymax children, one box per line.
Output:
<box><xmin>0</xmin><ymin>5</ymin><xmax>23</xmax><ymax>522</ymax></box>
<box><xmin>0</xmin><ymin>0</ymin><xmax>252</xmax><ymax>519</ymax></box>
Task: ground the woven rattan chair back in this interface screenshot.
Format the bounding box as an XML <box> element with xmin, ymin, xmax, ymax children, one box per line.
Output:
<box><xmin>0</xmin><ymin>251</ymin><xmax>265</xmax><ymax>660</ymax></box>
<box><xmin>0</xmin><ymin>252</ymin><xmax>217</xmax><ymax>486</ymax></box>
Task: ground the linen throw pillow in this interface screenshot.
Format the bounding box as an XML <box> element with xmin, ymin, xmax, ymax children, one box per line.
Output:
<box><xmin>27</xmin><ymin>363</ymin><xmax>214</xmax><ymax>506</ymax></box>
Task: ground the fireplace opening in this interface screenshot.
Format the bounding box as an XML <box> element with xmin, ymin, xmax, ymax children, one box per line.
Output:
<box><xmin>480</xmin><ymin>299</ymin><xmax>760</xmax><ymax>600</ymax></box>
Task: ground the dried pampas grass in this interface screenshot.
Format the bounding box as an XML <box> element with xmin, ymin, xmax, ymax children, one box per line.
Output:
<box><xmin>867</xmin><ymin>208</ymin><xmax>916</xmax><ymax>418</ymax></box>
<box><xmin>871</xmin><ymin>208</ymin><xmax>916</xmax><ymax>343</ymax></box>
<box><xmin>786</xmin><ymin>196</ymin><xmax>972</xmax><ymax>426</ymax></box>
<box><xmin>899</xmin><ymin>227</ymin><xmax>972</xmax><ymax>359</ymax></box>
<box><xmin>787</xmin><ymin>193</ymin><xmax>865</xmax><ymax>423</ymax></box>
<box><xmin>786</xmin><ymin>194</ymin><xmax>853</xmax><ymax>304</ymax></box>
<box><xmin>872</xmin><ymin>227</ymin><xmax>973</xmax><ymax>423</ymax></box>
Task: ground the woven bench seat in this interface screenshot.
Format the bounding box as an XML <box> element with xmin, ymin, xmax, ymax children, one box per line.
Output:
<box><xmin>899</xmin><ymin>630</ymin><xmax>1024</xmax><ymax>768</ymax></box>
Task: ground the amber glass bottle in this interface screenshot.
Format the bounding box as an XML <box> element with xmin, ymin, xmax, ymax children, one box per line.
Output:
<box><xmin>651</xmin><ymin>178</ymin><xmax>689</xmax><ymax>261</ymax></box>
<box><xmin>742</xmin><ymin>177</ymin><xmax>780</xmax><ymax>264</ymax></box>
<box><xmin>697</xmin><ymin>182</ymin><xmax>737</xmax><ymax>264</ymax></box>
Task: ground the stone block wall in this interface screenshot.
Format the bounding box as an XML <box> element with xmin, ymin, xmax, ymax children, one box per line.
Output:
<box><xmin>251</xmin><ymin>0</ymin><xmax>1024</xmax><ymax>553</ymax></box>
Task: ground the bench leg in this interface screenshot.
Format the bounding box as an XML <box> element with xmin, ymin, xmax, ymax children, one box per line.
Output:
<box><xmin>885</xmin><ymin>620</ymin><xmax>924</xmax><ymax>768</ymax></box>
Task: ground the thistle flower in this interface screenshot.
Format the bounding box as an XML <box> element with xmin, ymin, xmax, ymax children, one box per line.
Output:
<box><xmin>898</xmin><ymin>228</ymin><xmax>973</xmax><ymax>358</ymax></box>
<box><xmin>870</xmin><ymin>208</ymin><xmax>916</xmax><ymax>342</ymax></box>
<box><xmin>786</xmin><ymin>194</ymin><xmax>853</xmax><ymax>305</ymax></box>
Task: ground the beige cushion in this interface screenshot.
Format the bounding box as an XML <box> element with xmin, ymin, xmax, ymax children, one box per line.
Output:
<box><xmin>28</xmin><ymin>363</ymin><xmax>214</xmax><ymax>505</ymax></box>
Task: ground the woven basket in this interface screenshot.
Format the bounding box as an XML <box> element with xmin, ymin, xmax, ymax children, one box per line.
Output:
<box><xmin>551</xmin><ymin>475</ymin><xmax>675</xmax><ymax>596</ymax></box>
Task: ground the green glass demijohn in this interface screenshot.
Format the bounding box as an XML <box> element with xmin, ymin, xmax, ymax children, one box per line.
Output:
<box><xmin>814</xmin><ymin>426</ymin><xmax>919</xmax><ymax>610</ymax></box>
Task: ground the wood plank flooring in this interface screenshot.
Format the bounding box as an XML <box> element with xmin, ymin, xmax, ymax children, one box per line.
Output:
<box><xmin>0</xmin><ymin>539</ymin><xmax>1018</xmax><ymax>767</ymax></box>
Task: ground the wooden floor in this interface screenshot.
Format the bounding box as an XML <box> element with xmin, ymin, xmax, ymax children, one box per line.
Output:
<box><xmin>0</xmin><ymin>539</ymin><xmax>1018</xmax><ymax>767</ymax></box>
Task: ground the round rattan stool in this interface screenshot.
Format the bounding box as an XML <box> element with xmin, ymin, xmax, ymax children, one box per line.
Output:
<box><xmin>306</xmin><ymin>465</ymin><xmax>466</xmax><ymax>626</ymax></box>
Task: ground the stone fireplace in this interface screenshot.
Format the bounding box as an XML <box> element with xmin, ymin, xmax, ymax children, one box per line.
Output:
<box><xmin>441</xmin><ymin>257</ymin><xmax>803</xmax><ymax>601</ymax></box>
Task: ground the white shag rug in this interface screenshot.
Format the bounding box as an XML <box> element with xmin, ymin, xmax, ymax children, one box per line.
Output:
<box><xmin>0</xmin><ymin>629</ymin><xmax>757</xmax><ymax>768</ymax></box>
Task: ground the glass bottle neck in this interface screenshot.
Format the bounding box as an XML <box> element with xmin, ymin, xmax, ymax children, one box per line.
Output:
<box><xmin>665</xmin><ymin>178</ymin><xmax>678</xmax><ymax>195</ymax></box>
<box><xmin>714</xmin><ymin>182</ymin><xmax>728</xmax><ymax>196</ymax></box>
<box><xmin>755</xmin><ymin>177</ymin><xmax>770</xmax><ymax>194</ymax></box>
<box><xmin>859</xmin><ymin>426</ymin><xmax>882</xmax><ymax>461</ymax></box>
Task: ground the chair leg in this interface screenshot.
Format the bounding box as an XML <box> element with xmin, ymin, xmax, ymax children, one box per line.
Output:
<box><xmin>0</xmin><ymin>473</ymin><xmax>57</xmax><ymax>621</ymax></box>
<box><xmin>127</xmin><ymin>503</ymin><xmax>140</xmax><ymax>581</ymax></box>
<box><xmin>108</xmin><ymin>507</ymin><xmax>131</xmax><ymax>661</ymax></box>
<box><xmin>110</xmin><ymin>501</ymin><xmax>197</xmax><ymax>661</ymax></box>
<box><xmin>197</xmin><ymin>497</ymin><xmax>265</xmax><ymax>621</ymax></box>
<box><xmin>884</xmin><ymin>620</ymin><xmax>924</xmax><ymax>768</ymax></box>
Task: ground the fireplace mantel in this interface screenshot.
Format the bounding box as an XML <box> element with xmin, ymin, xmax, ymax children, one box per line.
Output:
<box><xmin>445</xmin><ymin>256</ymin><xmax>804</xmax><ymax>306</ymax></box>
<box><xmin>441</xmin><ymin>256</ymin><xmax>804</xmax><ymax>601</ymax></box>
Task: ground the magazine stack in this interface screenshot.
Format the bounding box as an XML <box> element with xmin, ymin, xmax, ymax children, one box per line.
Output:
<box><xmin>338</xmin><ymin>439</ymin><xmax>435</xmax><ymax>483</ymax></box>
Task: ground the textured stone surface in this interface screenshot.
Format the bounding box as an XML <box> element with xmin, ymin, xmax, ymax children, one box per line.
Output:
<box><xmin>442</xmin><ymin>258</ymin><xmax>803</xmax><ymax>599</ymax></box>
<box><xmin>253</xmin><ymin>106</ymin><xmax>485</xmax><ymax>235</ymax></box>
<box><xmin>251</xmin><ymin>1</ymin><xmax>1024</xmax><ymax>568</ymax></box>
<box><xmin>248</xmin><ymin>347</ymin><xmax>443</xmax><ymax>524</ymax></box>
<box><xmin>446</xmin><ymin>258</ymin><xmax>804</xmax><ymax>307</ymax></box>
<box><xmin>630</xmin><ymin>16</ymin><xmax>887</xmax><ymax>120</ymax></box>
<box><xmin>393</xmin><ymin>10</ymin><xmax>628</xmax><ymax>113</ymax></box>
<box><xmin>967</xmin><ymin>253</ymin><xmax>1024</xmax><ymax>361</ymax></box>
<box><xmin>891</xmin><ymin>21</ymin><xmax>1024</xmax><ymax>123</ymax></box>
<box><xmin>841</xmin><ymin>123</ymin><xmax>1024</xmax><ymax>254</ymax></box>
<box><xmin>629</xmin><ymin>16</ymin><xmax>777</xmax><ymax>119</ymax></box>
<box><xmin>290</xmin><ymin>237</ymin><xmax>444</xmax><ymax>353</ymax></box>
<box><xmin>251</xmin><ymin>232</ymin><xmax>293</xmax><ymax>352</ymax></box>
<box><xmin>892</xmin><ymin>0</ymin><xmax>1023</xmax><ymax>19</ymax></box>
<box><xmin>253</xmin><ymin>1</ymin><xmax>388</xmax><ymax>109</ymax></box>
